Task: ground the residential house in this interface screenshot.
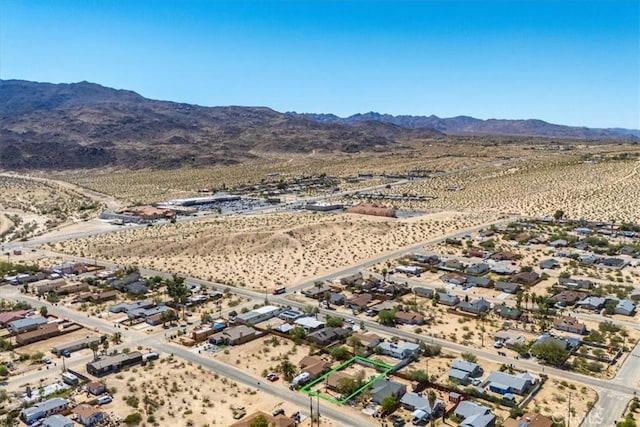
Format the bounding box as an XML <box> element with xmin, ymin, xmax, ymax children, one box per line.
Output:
<box><xmin>549</xmin><ymin>239</ymin><xmax>568</xmax><ymax>248</ymax></box>
<box><xmin>109</xmin><ymin>300</ymin><xmax>154</xmax><ymax>314</ymax></box>
<box><xmin>377</xmin><ymin>341</ymin><xmax>420</xmax><ymax>359</ymax></box>
<box><xmin>229</xmin><ymin>411</ymin><xmax>295</xmax><ymax>427</ymax></box>
<box><xmin>467</xmin><ymin>263</ymin><xmax>490</xmax><ymax>276</ymax></box>
<box><xmin>302</xmin><ymin>286</ymin><xmax>331</xmax><ymax>300</ymax></box>
<box><xmin>108</xmin><ymin>272</ymin><xmax>141</xmax><ymax>291</ymax></box>
<box><xmin>0</xmin><ymin>309</ymin><xmax>31</xmax><ymax>326</ymax></box>
<box><xmin>598</xmin><ymin>257</ymin><xmax>628</xmax><ymax>269</ymax></box>
<box><xmin>494</xmin><ymin>331</ymin><xmax>526</xmax><ymax>349</ymax></box>
<box><xmin>504</xmin><ymin>412</ymin><xmax>553</xmax><ymax>427</ymax></box>
<box><xmin>576</xmin><ymin>296</ymin><xmax>606</xmax><ymax>311</ymax></box>
<box><xmin>209</xmin><ymin>325</ymin><xmax>258</xmax><ymax>346</ymax></box>
<box><xmin>440</xmin><ymin>273</ymin><xmax>467</xmax><ymax>286</ymax></box>
<box><xmin>394</xmin><ymin>311</ymin><xmax>425</xmax><ymax>325</ymax></box>
<box><xmin>236</xmin><ymin>305</ymin><xmax>282</xmax><ymax>325</ymax></box>
<box><xmin>558</xmin><ymin>277</ymin><xmax>593</xmax><ymax>290</ymax></box>
<box><xmin>54</xmin><ymin>282</ymin><xmax>90</xmax><ymax>295</ymax></box>
<box><xmin>395</xmin><ymin>265</ymin><xmax>426</xmax><ymax>276</ymax></box>
<box><xmin>413</xmin><ymin>287</ymin><xmax>434</xmax><ymax>299</ymax></box>
<box><xmin>326</xmin><ymin>371</ymin><xmax>356</xmax><ymax>391</ymax></box>
<box><xmin>553</xmin><ymin>316</ymin><xmax>587</xmax><ymax>335</ymax></box>
<box><xmin>306</xmin><ymin>327</ymin><xmax>350</xmax><ymax>346</ymax></box>
<box><xmin>328</xmin><ymin>292</ymin><xmax>346</xmax><ymax>306</ymax></box>
<box><xmin>438</xmin><ymin>259</ymin><xmax>467</xmax><ymax>272</ymax></box>
<box><xmin>16</xmin><ymin>323</ymin><xmax>66</xmax><ymax>345</ymax></box>
<box><xmin>512</xmin><ymin>272</ymin><xmax>540</xmax><ymax>286</ymax></box>
<box><xmin>539</xmin><ymin>259</ymin><xmax>560</xmax><ymax>270</ymax></box>
<box><xmin>448</xmin><ymin>368</ymin><xmax>471</xmax><ymax>385</ymax></box>
<box><xmin>21</xmin><ymin>398</ymin><xmax>70</xmax><ymax>424</ymax></box>
<box><xmin>458</xmin><ymin>299</ymin><xmax>491</xmax><ymax>315</ymax></box>
<box><xmin>467</xmin><ymin>249</ymin><xmax>487</xmax><ymax>258</ymax></box>
<box><xmin>400</xmin><ymin>392</ymin><xmax>443</xmax><ymax>420</ymax></box>
<box><xmin>33</xmin><ymin>278</ymin><xmax>67</xmax><ymax>295</ymax></box>
<box><xmin>370</xmin><ymin>378</ymin><xmax>407</xmax><ymax>404</ymax></box>
<box><xmin>454</xmin><ymin>401</ymin><xmax>496</xmax><ymax>427</ymax></box>
<box><xmin>294</xmin><ymin>317</ymin><xmax>325</xmax><ymax>332</ymax></box>
<box><xmin>73</xmin><ymin>404</ymin><xmax>105</xmax><ymax>427</ymax></box>
<box><xmin>370</xmin><ymin>300</ymin><xmax>401</xmax><ymax>313</ymax></box>
<box><xmin>86</xmin><ymin>352</ymin><xmax>143</xmax><ymax>376</ymax></box>
<box><xmin>340</xmin><ymin>273</ymin><xmax>364</xmax><ymax>287</ymax></box>
<box><xmin>614</xmin><ymin>300</ymin><xmax>636</xmax><ymax>316</ymax></box>
<box><xmin>86</xmin><ymin>382</ymin><xmax>106</xmax><ymax>396</ymax></box>
<box><xmin>42</xmin><ymin>415</ymin><xmax>74</xmax><ymax>427</ymax></box>
<box><xmin>534</xmin><ymin>333</ymin><xmax>580</xmax><ymax>351</ymax></box>
<box><xmin>491</xmin><ymin>252</ymin><xmax>518</xmax><ymax>261</ymax></box>
<box><xmin>466</xmin><ymin>276</ymin><xmax>494</xmax><ymax>288</ymax></box>
<box><xmin>489</xmin><ymin>263</ymin><xmax>518</xmax><ymax>275</ymax></box>
<box><xmin>451</xmin><ymin>360</ymin><xmax>483</xmax><ymax>377</ymax></box>
<box><xmin>7</xmin><ymin>316</ymin><xmax>48</xmax><ymax>334</ymax></box>
<box><xmin>437</xmin><ymin>293</ymin><xmax>460</xmax><ymax>306</ymax></box>
<box><xmin>350</xmin><ymin>333</ymin><xmax>382</xmax><ymax>351</ymax></box>
<box><xmin>486</xmin><ymin>371</ymin><xmax>533</xmax><ymax>395</ymax></box>
<box><xmin>278</xmin><ymin>309</ymin><xmax>306</xmax><ymax>322</ymax></box>
<box><xmin>495</xmin><ymin>281</ymin><xmax>522</xmax><ymax>294</ymax></box>
<box><xmin>346</xmin><ymin>293</ymin><xmax>373</xmax><ymax>311</ymax></box>
<box><xmin>494</xmin><ymin>304</ymin><xmax>521</xmax><ymax>320</ymax></box>
<box><xmin>552</xmin><ymin>290</ymin><xmax>588</xmax><ymax>307</ymax></box>
<box><xmin>73</xmin><ymin>290</ymin><xmax>118</xmax><ymax>304</ymax></box>
<box><xmin>299</xmin><ymin>355</ymin><xmax>332</xmax><ymax>380</ymax></box>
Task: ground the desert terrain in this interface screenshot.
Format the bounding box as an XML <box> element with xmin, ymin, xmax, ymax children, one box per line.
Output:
<box><xmin>47</xmin><ymin>210</ymin><xmax>501</xmax><ymax>289</ymax></box>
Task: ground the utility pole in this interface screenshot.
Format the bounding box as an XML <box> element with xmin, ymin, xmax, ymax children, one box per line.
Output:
<box><xmin>309</xmin><ymin>396</ymin><xmax>313</xmax><ymax>426</ymax></box>
<box><xmin>567</xmin><ymin>391</ymin><xmax>572</xmax><ymax>427</ymax></box>
<box><xmin>316</xmin><ymin>394</ymin><xmax>320</xmax><ymax>426</ymax></box>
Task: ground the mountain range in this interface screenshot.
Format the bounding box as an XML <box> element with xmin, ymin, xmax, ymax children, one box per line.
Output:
<box><xmin>0</xmin><ymin>79</ymin><xmax>637</xmax><ymax>170</ymax></box>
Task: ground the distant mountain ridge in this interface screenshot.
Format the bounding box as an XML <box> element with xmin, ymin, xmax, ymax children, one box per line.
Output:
<box><xmin>0</xmin><ymin>79</ymin><xmax>442</xmax><ymax>170</ymax></box>
<box><xmin>0</xmin><ymin>79</ymin><xmax>637</xmax><ymax>171</ymax></box>
<box><xmin>295</xmin><ymin>111</ymin><xmax>639</xmax><ymax>140</ymax></box>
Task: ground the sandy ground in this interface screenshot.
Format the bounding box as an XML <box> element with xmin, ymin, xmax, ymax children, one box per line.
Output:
<box><xmin>48</xmin><ymin>211</ymin><xmax>499</xmax><ymax>289</ymax></box>
<box><xmin>364</xmin><ymin>156</ymin><xmax>640</xmax><ymax>223</ymax></box>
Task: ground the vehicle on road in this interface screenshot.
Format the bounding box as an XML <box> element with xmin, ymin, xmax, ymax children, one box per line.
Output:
<box><xmin>267</xmin><ymin>373</ymin><xmax>279</xmax><ymax>382</ymax></box>
<box><xmin>42</xmin><ymin>358</ymin><xmax>52</xmax><ymax>365</ymax></box>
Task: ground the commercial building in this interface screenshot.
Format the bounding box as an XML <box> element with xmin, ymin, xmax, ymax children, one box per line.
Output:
<box><xmin>86</xmin><ymin>352</ymin><xmax>143</xmax><ymax>376</ymax></box>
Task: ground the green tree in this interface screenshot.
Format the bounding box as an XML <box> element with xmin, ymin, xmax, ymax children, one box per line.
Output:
<box><xmin>326</xmin><ymin>316</ymin><xmax>344</xmax><ymax>328</ymax></box>
<box><xmin>166</xmin><ymin>274</ymin><xmax>190</xmax><ymax>318</ymax></box>
<box><xmin>201</xmin><ymin>311</ymin><xmax>213</xmax><ymax>324</ymax></box>
<box><xmin>111</xmin><ymin>332</ymin><xmax>123</xmax><ymax>345</ymax></box>
<box><xmin>0</xmin><ymin>365</ymin><xmax>8</xmax><ymax>377</ymax></box>
<box><xmin>278</xmin><ymin>359</ymin><xmax>296</xmax><ymax>381</ymax></box>
<box><xmin>461</xmin><ymin>352</ymin><xmax>478</xmax><ymax>363</ymax></box>
<box><xmin>378</xmin><ymin>309</ymin><xmax>396</xmax><ymax>326</ymax></box>
<box><xmin>515</xmin><ymin>291</ymin><xmax>523</xmax><ymax>311</ymax></box>
<box><xmin>380</xmin><ymin>395</ymin><xmax>399</xmax><ymax>415</ymax></box>
<box><xmin>336</xmin><ymin>377</ymin><xmax>361</xmax><ymax>395</ymax></box>
<box><xmin>407</xmin><ymin>369</ymin><xmax>428</xmax><ymax>382</ymax></box>
<box><xmin>330</xmin><ymin>346</ymin><xmax>350</xmax><ymax>361</ymax></box>
<box><xmin>89</xmin><ymin>341</ymin><xmax>100</xmax><ymax>361</ymax></box>
<box><xmin>554</xmin><ymin>210</ymin><xmax>565</xmax><ymax>222</ymax></box>
<box><xmin>530</xmin><ymin>340</ymin><xmax>569</xmax><ymax>366</ymax></box>
<box><xmin>39</xmin><ymin>306</ymin><xmax>48</xmax><ymax>317</ymax></box>
<box><xmin>291</xmin><ymin>326</ymin><xmax>306</xmax><ymax>342</ymax></box>
<box><xmin>249</xmin><ymin>415</ymin><xmax>272</xmax><ymax>427</ymax></box>
<box><xmin>348</xmin><ymin>336</ymin><xmax>362</xmax><ymax>355</ymax></box>
<box><xmin>123</xmin><ymin>412</ymin><xmax>142</xmax><ymax>426</ymax></box>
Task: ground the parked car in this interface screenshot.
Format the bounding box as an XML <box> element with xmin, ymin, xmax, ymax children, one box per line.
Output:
<box><xmin>61</xmin><ymin>350</ymin><xmax>71</xmax><ymax>358</ymax></box>
<box><xmin>272</xmin><ymin>408</ymin><xmax>285</xmax><ymax>416</ymax></box>
<box><xmin>266</xmin><ymin>373</ymin><xmax>279</xmax><ymax>382</ymax></box>
<box><xmin>96</xmin><ymin>395</ymin><xmax>112</xmax><ymax>405</ymax></box>
<box><xmin>42</xmin><ymin>358</ymin><xmax>52</xmax><ymax>365</ymax></box>
<box><xmin>388</xmin><ymin>414</ymin><xmax>405</xmax><ymax>427</ymax></box>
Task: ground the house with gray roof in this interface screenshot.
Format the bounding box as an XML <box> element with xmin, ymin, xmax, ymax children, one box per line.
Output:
<box><xmin>494</xmin><ymin>304</ymin><xmax>521</xmax><ymax>320</ymax></box>
<box><xmin>42</xmin><ymin>414</ymin><xmax>74</xmax><ymax>427</ymax></box>
<box><xmin>437</xmin><ymin>293</ymin><xmax>460</xmax><ymax>306</ymax></box>
<box><xmin>7</xmin><ymin>316</ymin><xmax>47</xmax><ymax>334</ymax></box>
<box><xmin>458</xmin><ymin>299</ymin><xmax>491</xmax><ymax>315</ymax></box>
<box><xmin>400</xmin><ymin>392</ymin><xmax>443</xmax><ymax>421</ymax></box>
<box><xmin>377</xmin><ymin>341</ymin><xmax>420</xmax><ymax>359</ymax></box>
<box><xmin>413</xmin><ymin>287</ymin><xmax>434</xmax><ymax>299</ymax></box>
<box><xmin>614</xmin><ymin>300</ymin><xmax>636</xmax><ymax>316</ymax></box>
<box><xmin>486</xmin><ymin>371</ymin><xmax>533</xmax><ymax>395</ymax></box>
<box><xmin>454</xmin><ymin>401</ymin><xmax>496</xmax><ymax>427</ymax></box>
<box><xmin>451</xmin><ymin>360</ymin><xmax>482</xmax><ymax>377</ymax></box>
<box><xmin>370</xmin><ymin>378</ymin><xmax>407</xmax><ymax>404</ymax></box>
<box><xmin>448</xmin><ymin>368</ymin><xmax>470</xmax><ymax>385</ymax></box>
<box><xmin>466</xmin><ymin>263</ymin><xmax>490</xmax><ymax>276</ymax></box>
<box><xmin>495</xmin><ymin>281</ymin><xmax>522</xmax><ymax>294</ymax></box>
<box><xmin>539</xmin><ymin>259</ymin><xmax>560</xmax><ymax>270</ymax></box>
<box><xmin>558</xmin><ymin>277</ymin><xmax>593</xmax><ymax>290</ymax></box>
<box><xmin>576</xmin><ymin>296</ymin><xmax>606</xmax><ymax>311</ymax></box>
<box><xmin>21</xmin><ymin>398</ymin><xmax>70</xmax><ymax>424</ymax></box>
<box><xmin>466</xmin><ymin>276</ymin><xmax>494</xmax><ymax>288</ymax></box>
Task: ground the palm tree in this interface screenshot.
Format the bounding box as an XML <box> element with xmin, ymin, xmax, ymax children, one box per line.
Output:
<box><xmin>110</xmin><ymin>332</ymin><xmax>122</xmax><ymax>345</ymax></box>
<box><xmin>89</xmin><ymin>341</ymin><xmax>100</xmax><ymax>361</ymax></box>
<box><xmin>523</xmin><ymin>292</ymin><xmax>530</xmax><ymax>311</ymax></box>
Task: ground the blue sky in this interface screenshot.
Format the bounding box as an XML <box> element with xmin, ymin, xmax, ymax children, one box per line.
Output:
<box><xmin>1</xmin><ymin>0</ymin><xmax>638</xmax><ymax>128</ymax></box>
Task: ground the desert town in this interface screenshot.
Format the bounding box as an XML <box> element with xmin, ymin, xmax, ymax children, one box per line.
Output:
<box><xmin>1</xmin><ymin>145</ymin><xmax>640</xmax><ymax>427</ymax></box>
